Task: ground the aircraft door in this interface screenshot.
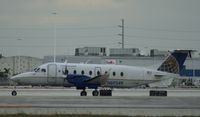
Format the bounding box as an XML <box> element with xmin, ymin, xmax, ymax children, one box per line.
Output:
<box><xmin>95</xmin><ymin>67</ymin><xmax>101</xmax><ymax>76</ymax></box>
<box><xmin>47</xmin><ymin>64</ymin><xmax>57</xmax><ymax>84</ymax></box>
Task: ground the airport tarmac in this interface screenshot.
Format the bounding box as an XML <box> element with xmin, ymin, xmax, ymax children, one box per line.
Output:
<box><xmin>0</xmin><ymin>88</ymin><xmax>200</xmax><ymax>116</ymax></box>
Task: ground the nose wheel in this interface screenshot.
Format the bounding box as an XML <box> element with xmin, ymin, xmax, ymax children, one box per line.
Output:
<box><xmin>11</xmin><ymin>90</ymin><xmax>17</xmax><ymax>96</ymax></box>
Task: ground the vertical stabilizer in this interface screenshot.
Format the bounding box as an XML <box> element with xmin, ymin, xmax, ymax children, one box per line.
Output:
<box><xmin>157</xmin><ymin>50</ymin><xmax>192</xmax><ymax>74</ymax></box>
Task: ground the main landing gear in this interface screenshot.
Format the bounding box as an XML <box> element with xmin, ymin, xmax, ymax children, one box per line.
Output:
<box><xmin>80</xmin><ymin>89</ymin><xmax>87</xmax><ymax>96</ymax></box>
<box><xmin>80</xmin><ymin>89</ymin><xmax>99</xmax><ymax>96</ymax></box>
<box><xmin>92</xmin><ymin>89</ymin><xmax>99</xmax><ymax>96</ymax></box>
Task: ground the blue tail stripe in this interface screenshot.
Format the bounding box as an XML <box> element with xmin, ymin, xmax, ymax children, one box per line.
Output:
<box><xmin>171</xmin><ymin>52</ymin><xmax>188</xmax><ymax>72</ymax></box>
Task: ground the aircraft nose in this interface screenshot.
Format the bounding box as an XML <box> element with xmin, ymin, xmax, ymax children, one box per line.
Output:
<box><xmin>10</xmin><ymin>75</ymin><xmax>21</xmax><ymax>83</ymax></box>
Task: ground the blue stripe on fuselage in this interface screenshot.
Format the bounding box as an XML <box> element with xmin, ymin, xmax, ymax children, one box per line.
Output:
<box><xmin>65</xmin><ymin>74</ymin><xmax>100</xmax><ymax>89</ymax></box>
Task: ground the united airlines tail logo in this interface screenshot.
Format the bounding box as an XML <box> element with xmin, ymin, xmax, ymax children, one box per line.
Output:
<box><xmin>158</xmin><ymin>55</ymin><xmax>179</xmax><ymax>74</ymax></box>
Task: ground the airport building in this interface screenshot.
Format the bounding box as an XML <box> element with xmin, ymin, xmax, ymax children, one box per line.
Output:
<box><xmin>0</xmin><ymin>56</ymin><xmax>43</xmax><ymax>76</ymax></box>
<box><xmin>74</xmin><ymin>47</ymin><xmax>141</xmax><ymax>57</ymax></box>
<box><xmin>150</xmin><ymin>49</ymin><xmax>169</xmax><ymax>57</ymax></box>
<box><xmin>75</xmin><ymin>47</ymin><xmax>106</xmax><ymax>56</ymax></box>
<box><xmin>109</xmin><ymin>48</ymin><xmax>140</xmax><ymax>56</ymax></box>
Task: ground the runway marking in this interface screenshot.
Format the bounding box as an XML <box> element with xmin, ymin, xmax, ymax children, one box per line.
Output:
<box><xmin>0</xmin><ymin>104</ymin><xmax>32</xmax><ymax>108</ymax></box>
<box><xmin>32</xmin><ymin>105</ymin><xmax>200</xmax><ymax>109</ymax></box>
<box><xmin>0</xmin><ymin>104</ymin><xmax>200</xmax><ymax>109</ymax></box>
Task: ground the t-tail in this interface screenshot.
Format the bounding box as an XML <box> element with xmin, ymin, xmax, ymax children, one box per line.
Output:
<box><xmin>157</xmin><ymin>50</ymin><xmax>193</xmax><ymax>74</ymax></box>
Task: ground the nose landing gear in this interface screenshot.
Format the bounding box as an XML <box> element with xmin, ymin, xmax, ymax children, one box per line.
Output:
<box><xmin>11</xmin><ymin>85</ymin><xmax>17</xmax><ymax>96</ymax></box>
<box><xmin>11</xmin><ymin>90</ymin><xmax>17</xmax><ymax>96</ymax></box>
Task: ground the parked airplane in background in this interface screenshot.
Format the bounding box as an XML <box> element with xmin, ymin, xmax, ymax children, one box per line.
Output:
<box><xmin>11</xmin><ymin>50</ymin><xmax>191</xmax><ymax>96</ymax></box>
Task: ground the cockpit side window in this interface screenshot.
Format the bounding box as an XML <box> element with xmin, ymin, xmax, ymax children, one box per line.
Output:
<box><xmin>41</xmin><ymin>68</ymin><xmax>46</xmax><ymax>72</ymax></box>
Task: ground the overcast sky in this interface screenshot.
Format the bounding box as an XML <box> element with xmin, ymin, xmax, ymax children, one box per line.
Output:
<box><xmin>0</xmin><ymin>0</ymin><xmax>200</xmax><ymax>58</ymax></box>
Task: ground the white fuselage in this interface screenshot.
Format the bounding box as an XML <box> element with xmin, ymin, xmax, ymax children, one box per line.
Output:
<box><xmin>11</xmin><ymin>62</ymin><xmax>178</xmax><ymax>88</ymax></box>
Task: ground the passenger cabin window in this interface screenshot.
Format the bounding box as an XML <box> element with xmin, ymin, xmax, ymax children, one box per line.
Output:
<box><xmin>41</xmin><ymin>69</ymin><xmax>46</xmax><ymax>72</ymax></box>
<box><xmin>73</xmin><ymin>70</ymin><xmax>77</xmax><ymax>74</ymax></box>
<box><xmin>97</xmin><ymin>71</ymin><xmax>100</xmax><ymax>76</ymax></box>
<box><xmin>113</xmin><ymin>72</ymin><xmax>116</xmax><ymax>76</ymax></box>
<box><xmin>89</xmin><ymin>71</ymin><xmax>92</xmax><ymax>75</ymax></box>
<box><xmin>81</xmin><ymin>70</ymin><xmax>84</xmax><ymax>75</ymax></box>
<box><xmin>120</xmin><ymin>72</ymin><xmax>124</xmax><ymax>77</ymax></box>
<box><xmin>105</xmin><ymin>71</ymin><xmax>108</xmax><ymax>74</ymax></box>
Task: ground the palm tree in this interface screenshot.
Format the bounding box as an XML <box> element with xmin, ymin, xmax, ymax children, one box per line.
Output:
<box><xmin>0</xmin><ymin>68</ymin><xmax>11</xmax><ymax>78</ymax></box>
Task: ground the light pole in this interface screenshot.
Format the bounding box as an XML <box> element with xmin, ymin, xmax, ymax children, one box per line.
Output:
<box><xmin>17</xmin><ymin>38</ymin><xmax>22</xmax><ymax>74</ymax></box>
<box><xmin>52</xmin><ymin>12</ymin><xmax>57</xmax><ymax>63</ymax></box>
<box><xmin>118</xmin><ymin>19</ymin><xmax>124</xmax><ymax>49</ymax></box>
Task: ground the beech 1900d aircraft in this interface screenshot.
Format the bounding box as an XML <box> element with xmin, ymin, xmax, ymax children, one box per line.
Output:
<box><xmin>11</xmin><ymin>50</ymin><xmax>191</xmax><ymax>96</ymax></box>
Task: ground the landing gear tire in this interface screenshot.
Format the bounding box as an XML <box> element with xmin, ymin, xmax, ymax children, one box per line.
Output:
<box><xmin>92</xmin><ymin>90</ymin><xmax>99</xmax><ymax>96</ymax></box>
<box><xmin>11</xmin><ymin>90</ymin><xmax>17</xmax><ymax>96</ymax></box>
<box><xmin>80</xmin><ymin>90</ymin><xmax>87</xmax><ymax>96</ymax></box>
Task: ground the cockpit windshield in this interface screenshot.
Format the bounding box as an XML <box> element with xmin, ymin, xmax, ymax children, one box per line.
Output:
<box><xmin>34</xmin><ymin>68</ymin><xmax>40</xmax><ymax>72</ymax></box>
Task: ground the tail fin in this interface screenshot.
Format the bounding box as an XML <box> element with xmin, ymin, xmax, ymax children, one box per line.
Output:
<box><xmin>157</xmin><ymin>50</ymin><xmax>192</xmax><ymax>74</ymax></box>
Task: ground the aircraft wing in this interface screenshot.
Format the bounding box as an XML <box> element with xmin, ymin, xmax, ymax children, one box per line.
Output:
<box><xmin>66</xmin><ymin>73</ymin><xmax>109</xmax><ymax>89</ymax></box>
<box><xmin>84</xmin><ymin>72</ymin><xmax>109</xmax><ymax>85</ymax></box>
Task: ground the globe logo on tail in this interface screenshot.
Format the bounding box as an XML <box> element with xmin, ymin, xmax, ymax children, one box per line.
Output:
<box><xmin>158</xmin><ymin>55</ymin><xmax>179</xmax><ymax>74</ymax></box>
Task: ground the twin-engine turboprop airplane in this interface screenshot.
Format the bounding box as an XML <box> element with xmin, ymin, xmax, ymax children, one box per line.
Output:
<box><xmin>11</xmin><ymin>50</ymin><xmax>191</xmax><ymax>96</ymax></box>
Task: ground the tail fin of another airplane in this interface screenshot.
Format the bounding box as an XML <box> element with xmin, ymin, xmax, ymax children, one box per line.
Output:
<box><xmin>157</xmin><ymin>50</ymin><xmax>192</xmax><ymax>74</ymax></box>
